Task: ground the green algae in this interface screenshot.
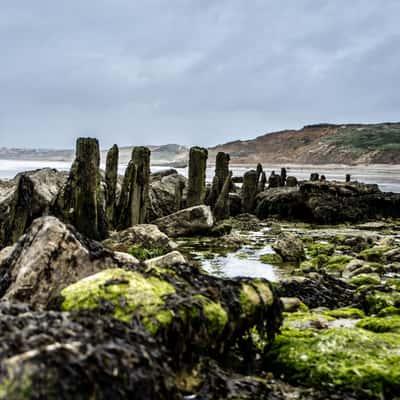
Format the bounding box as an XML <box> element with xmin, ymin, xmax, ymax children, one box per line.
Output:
<box><xmin>365</xmin><ymin>290</ymin><xmax>400</xmax><ymax>314</ymax></box>
<box><xmin>192</xmin><ymin>295</ymin><xmax>229</xmax><ymax>336</ymax></box>
<box><xmin>259</xmin><ymin>253</ymin><xmax>283</xmax><ymax>265</ymax></box>
<box><xmin>377</xmin><ymin>306</ymin><xmax>400</xmax><ymax>317</ymax></box>
<box><xmin>61</xmin><ymin>269</ymin><xmax>176</xmax><ymax>333</ymax></box>
<box><xmin>240</xmin><ymin>281</ymin><xmax>273</xmax><ymax>316</ymax></box>
<box><xmin>127</xmin><ymin>244</ymin><xmax>168</xmax><ymax>261</ymax></box>
<box><xmin>268</xmin><ymin>326</ymin><xmax>400</xmax><ymax>398</ymax></box>
<box><xmin>308</xmin><ymin>243</ymin><xmax>335</xmax><ymax>257</ymax></box>
<box><xmin>325</xmin><ymin>307</ymin><xmax>365</xmax><ymax>319</ymax></box>
<box><xmin>356</xmin><ymin>316</ymin><xmax>400</xmax><ymax>333</ymax></box>
<box><xmin>325</xmin><ymin>255</ymin><xmax>353</xmax><ymax>273</ymax></box>
<box><xmin>349</xmin><ymin>274</ymin><xmax>381</xmax><ymax>287</ymax></box>
<box><xmin>359</xmin><ymin>247</ymin><xmax>389</xmax><ymax>263</ymax></box>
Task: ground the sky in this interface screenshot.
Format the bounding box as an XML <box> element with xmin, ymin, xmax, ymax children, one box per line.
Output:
<box><xmin>1</xmin><ymin>0</ymin><xmax>400</xmax><ymax>149</ymax></box>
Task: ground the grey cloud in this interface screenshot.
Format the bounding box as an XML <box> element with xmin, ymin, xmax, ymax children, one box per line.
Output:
<box><xmin>0</xmin><ymin>0</ymin><xmax>399</xmax><ymax>148</ymax></box>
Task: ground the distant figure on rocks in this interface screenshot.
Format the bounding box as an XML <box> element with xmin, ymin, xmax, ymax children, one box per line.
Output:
<box><xmin>320</xmin><ymin>175</ymin><xmax>326</xmax><ymax>182</ymax></box>
<box><xmin>310</xmin><ymin>173</ymin><xmax>319</xmax><ymax>182</ymax></box>
<box><xmin>187</xmin><ymin>147</ymin><xmax>208</xmax><ymax>207</ymax></box>
<box><xmin>268</xmin><ymin>171</ymin><xmax>281</xmax><ymax>188</ymax></box>
<box><xmin>346</xmin><ymin>174</ymin><xmax>351</xmax><ymax>183</ymax></box>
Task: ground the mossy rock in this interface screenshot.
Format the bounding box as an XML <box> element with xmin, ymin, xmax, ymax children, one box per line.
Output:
<box><xmin>259</xmin><ymin>253</ymin><xmax>283</xmax><ymax>265</ymax></box>
<box><xmin>61</xmin><ymin>269</ymin><xmax>176</xmax><ymax>334</ymax></box>
<box><xmin>386</xmin><ymin>278</ymin><xmax>400</xmax><ymax>290</ymax></box>
<box><xmin>268</xmin><ymin>326</ymin><xmax>400</xmax><ymax>398</ymax></box>
<box><xmin>127</xmin><ymin>244</ymin><xmax>169</xmax><ymax>261</ymax></box>
<box><xmin>356</xmin><ymin>316</ymin><xmax>400</xmax><ymax>333</ymax></box>
<box><xmin>325</xmin><ymin>255</ymin><xmax>353</xmax><ymax>273</ymax></box>
<box><xmin>365</xmin><ymin>290</ymin><xmax>400</xmax><ymax>315</ymax></box>
<box><xmin>325</xmin><ymin>307</ymin><xmax>365</xmax><ymax>319</ymax></box>
<box><xmin>359</xmin><ymin>247</ymin><xmax>389</xmax><ymax>263</ymax></box>
<box><xmin>377</xmin><ymin>306</ymin><xmax>400</xmax><ymax>317</ymax></box>
<box><xmin>308</xmin><ymin>243</ymin><xmax>335</xmax><ymax>257</ymax></box>
<box><xmin>350</xmin><ymin>273</ymin><xmax>381</xmax><ymax>287</ymax></box>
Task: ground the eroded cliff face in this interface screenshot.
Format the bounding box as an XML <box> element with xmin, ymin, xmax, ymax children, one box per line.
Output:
<box><xmin>209</xmin><ymin>123</ymin><xmax>400</xmax><ymax>165</ymax></box>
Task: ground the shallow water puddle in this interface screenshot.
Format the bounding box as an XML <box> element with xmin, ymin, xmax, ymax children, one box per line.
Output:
<box><xmin>178</xmin><ymin>228</ymin><xmax>284</xmax><ymax>281</ymax></box>
<box><xmin>201</xmin><ymin>246</ymin><xmax>278</xmax><ymax>281</ymax></box>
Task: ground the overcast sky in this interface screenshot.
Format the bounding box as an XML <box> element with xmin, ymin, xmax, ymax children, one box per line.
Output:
<box><xmin>1</xmin><ymin>0</ymin><xmax>399</xmax><ymax>149</ymax></box>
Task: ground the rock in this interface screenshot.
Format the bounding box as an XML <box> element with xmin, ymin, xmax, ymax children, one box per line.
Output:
<box><xmin>105</xmin><ymin>144</ymin><xmax>119</xmax><ymax>227</ymax></box>
<box><xmin>116</xmin><ymin>147</ymin><xmax>151</xmax><ymax>228</ymax></box>
<box><xmin>0</xmin><ymin>246</ymin><xmax>13</xmax><ymax>264</ymax></box>
<box><xmin>187</xmin><ymin>146</ymin><xmax>208</xmax><ymax>207</ymax></box>
<box><xmin>272</xmin><ymin>232</ymin><xmax>305</xmax><ymax>262</ymax></box>
<box><xmin>255</xmin><ymin>181</ymin><xmax>400</xmax><ymax>224</ymax></box>
<box><xmin>53</xmin><ymin>137</ymin><xmax>107</xmax><ymax>240</ymax></box>
<box><xmin>0</xmin><ymin>302</ymin><xmax>180</xmax><ymax>400</ymax></box>
<box><xmin>281</xmin><ymin>297</ymin><xmax>305</xmax><ymax>312</ymax></box>
<box><xmin>148</xmin><ymin>170</ymin><xmax>187</xmax><ymax>221</ymax></box>
<box><xmin>285</xmin><ymin>176</ymin><xmax>298</xmax><ymax>187</ymax></box>
<box><xmin>145</xmin><ymin>251</ymin><xmax>186</xmax><ymax>269</ymax></box>
<box><xmin>0</xmin><ymin>216</ymin><xmax>131</xmax><ymax>307</ymax></box>
<box><xmin>232</xmin><ymin>176</ymin><xmax>243</xmax><ymax>184</ymax></box>
<box><xmin>385</xmin><ymin>248</ymin><xmax>400</xmax><ymax>262</ymax></box>
<box><xmin>0</xmin><ymin>168</ymin><xmax>67</xmax><ymax>246</ymax></box>
<box><xmin>241</xmin><ymin>170</ymin><xmax>258</xmax><ymax>213</ymax></box>
<box><xmin>103</xmin><ymin>224</ymin><xmax>176</xmax><ymax>254</ymax></box>
<box><xmin>154</xmin><ymin>205</ymin><xmax>214</xmax><ymax>237</ymax></box>
<box><xmin>278</xmin><ymin>273</ymin><xmax>358</xmax><ymax>309</ymax></box>
<box><xmin>342</xmin><ymin>259</ymin><xmax>367</xmax><ymax>279</ymax></box>
<box><xmin>268</xmin><ymin>314</ymin><xmax>400</xmax><ymax>399</ymax></box>
<box><xmin>213</xmin><ymin>171</ymin><xmax>232</xmax><ymax>221</ymax></box>
<box><xmin>268</xmin><ymin>171</ymin><xmax>282</xmax><ymax>188</ymax></box>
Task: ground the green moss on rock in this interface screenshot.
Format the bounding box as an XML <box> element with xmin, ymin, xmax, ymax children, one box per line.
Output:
<box><xmin>127</xmin><ymin>244</ymin><xmax>168</xmax><ymax>261</ymax></box>
<box><xmin>61</xmin><ymin>269</ymin><xmax>176</xmax><ymax>333</ymax></box>
<box><xmin>365</xmin><ymin>290</ymin><xmax>400</xmax><ymax>314</ymax></box>
<box><xmin>349</xmin><ymin>274</ymin><xmax>381</xmax><ymax>287</ymax></box>
<box><xmin>268</xmin><ymin>326</ymin><xmax>400</xmax><ymax>398</ymax></box>
<box><xmin>308</xmin><ymin>243</ymin><xmax>335</xmax><ymax>257</ymax></box>
<box><xmin>359</xmin><ymin>247</ymin><xmax>389</xmax><ymax>263</ymax></box>
<box><xmin>325</xmin><ymin>307</ymin><xmax>365</xmax><ymax>319</ymax></box>
<box><xmin>356</xmin><ymin>316</ymin><xmax>400</xmax><ymax>334</ymax></box>
<box><xmin>259</xmin><ymin>253</ymin><xmax>283</xmax><ymax>265</ymax></box>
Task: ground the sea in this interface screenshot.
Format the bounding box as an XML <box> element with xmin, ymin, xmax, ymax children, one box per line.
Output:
<box><xmin>1</xmin><ymin>159</ymin><xmax>400</xmax><ymax>193</ymax></box>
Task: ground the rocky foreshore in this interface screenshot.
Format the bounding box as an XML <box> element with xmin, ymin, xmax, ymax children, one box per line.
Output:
<box><xmin>0</xmin><ymin>138</ymin><xmax>399</xmax><ymax>399</ymax></box>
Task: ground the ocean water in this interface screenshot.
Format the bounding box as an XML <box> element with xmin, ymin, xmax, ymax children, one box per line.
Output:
<box><xmin>1</xmin><ymin>159</ymin><xmax>400</xmax><ymax>193</ymax></box>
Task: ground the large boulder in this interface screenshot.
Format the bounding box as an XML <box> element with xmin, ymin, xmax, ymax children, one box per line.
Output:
<box><xmin>0</xmin><ymin>168</ymin><xmax>67</xmax><ymax>247</ymax></box>
<box><xmin>154</xmin><ymin>205</ymin><xmax>214</xmax><ymax>237</ymax></box>
<box><xmin>0</xmin><ymin>216</ymin><xmax>135</xmax><ymax>307</ymax></box>
<box><xmin>148</xmin><ymin>169</ymin><xmax>187</xmax><ymax>220</ymax></box>
<box><xmin>272</xmin><ymin>232</ymin><xmax>305</xmax><ymax>262</ymax></box>
<box><xmin>256</xmin><ymin>181</ymin><xmax>400</xmax><ymax>224</ymax></box>
<box><xmin>103</xmin><ymin>224</ymin><xmax>177</xmax><ymax>260</ymax></box>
